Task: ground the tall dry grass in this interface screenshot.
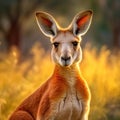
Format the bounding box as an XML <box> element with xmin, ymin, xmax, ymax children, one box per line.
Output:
<box><xmin>0</xmin><ymin>43</ymin><xmax>120</xmax><ymax>120</ymax></box>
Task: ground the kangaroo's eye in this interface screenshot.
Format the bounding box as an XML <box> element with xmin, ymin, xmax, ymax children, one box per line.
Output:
<box><xmin>53</xmin><ymin>42</ymin><xmax>59</xmax><ymax>48</ymax></box>
<box><xmin>72</xmin><ymin>41</ymin><xmax>78</xmax><ymax>47</ymax></box>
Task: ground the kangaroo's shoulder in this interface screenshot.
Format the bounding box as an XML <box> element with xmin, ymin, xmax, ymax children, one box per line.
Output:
<box><xmin>17</xmin><ymin>79</ymin><xmax>49</xmax><ymax>108</ymax></box>
<box><xmin>75</xmin><ymin>76</ymin><xmax>91</xmax><ymax>101</ymax></box>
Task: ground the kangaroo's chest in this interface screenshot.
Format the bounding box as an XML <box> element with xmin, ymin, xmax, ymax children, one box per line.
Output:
<box><xmin>53</xmin><ymin>88</ymin><xmax>82</xmax><ymax>120</ymax></box>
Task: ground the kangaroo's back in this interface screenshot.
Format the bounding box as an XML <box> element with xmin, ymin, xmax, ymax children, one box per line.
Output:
<box><xmin>9</xmin><ymin>10</ymin><xmax>93</xmax><ymax>120</ymax></box>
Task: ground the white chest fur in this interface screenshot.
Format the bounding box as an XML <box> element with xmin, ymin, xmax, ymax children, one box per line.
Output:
<box><xmin>53</xmin><ymin>88</ymin><xmax>82</xmax><ymax>120</ymax></box>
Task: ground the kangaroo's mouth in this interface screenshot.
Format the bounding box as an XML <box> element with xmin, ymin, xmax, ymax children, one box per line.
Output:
<box><xmin>60</xmin><ymin>59</ymin><xmax>72</xmax><ymax>67</ymax></box>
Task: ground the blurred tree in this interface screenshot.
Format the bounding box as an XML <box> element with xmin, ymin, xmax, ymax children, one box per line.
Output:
<box><xmin>95</xmin><ymin>0</ymin><xmax>120</xmax><ymax>49</ymax></box>
<box><xmin>0</xmin><ymin>0</ymin><xmax>44</xmax><ymax>52</ymax></box>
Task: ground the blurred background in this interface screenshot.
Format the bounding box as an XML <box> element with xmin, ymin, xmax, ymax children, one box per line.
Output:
<box><xmin>0</xmin><ymin>0</ymin><xmax>120</xmax><ymax>120</ymax></box>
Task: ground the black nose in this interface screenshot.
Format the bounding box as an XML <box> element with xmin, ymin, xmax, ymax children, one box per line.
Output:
<box><xmin>61</xmin><ymin>56</ymin><xmax>71</xmax><ymax>61</ymax></box>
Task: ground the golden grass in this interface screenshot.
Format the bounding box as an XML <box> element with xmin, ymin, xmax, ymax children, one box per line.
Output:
<box><xmin>0</xmin><ymin>43</ymin><xmax>120</xmax><ymax>120</ymax></box>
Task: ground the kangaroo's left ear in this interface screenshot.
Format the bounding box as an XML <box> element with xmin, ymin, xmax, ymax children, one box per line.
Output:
<box><xmin>70</xmin><ymin>10</ymin><xmax>93</xmax><ymax>36</ymax></box>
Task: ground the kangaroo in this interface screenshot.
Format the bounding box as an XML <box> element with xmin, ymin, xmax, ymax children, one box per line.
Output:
<box><xmin>9</xmin><ymin>10</ymin><xmax>93</xmax><ymax>120</ymax></box>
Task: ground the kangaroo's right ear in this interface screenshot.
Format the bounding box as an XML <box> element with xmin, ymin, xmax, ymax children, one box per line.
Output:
<box><xmin>36</xmin><ymin>11</ymin><xmax>59</xmax><ymax>38</ymax></box>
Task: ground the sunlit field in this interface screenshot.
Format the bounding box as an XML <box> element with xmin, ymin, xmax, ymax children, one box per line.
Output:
<box><xmin>0</xmin><ymin>43</ymin><xmax>120</xmax><ymax>120</ymax></box>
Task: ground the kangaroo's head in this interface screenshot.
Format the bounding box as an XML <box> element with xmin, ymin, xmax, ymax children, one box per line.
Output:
<box><xmin>36</xmin><ymin>10</ymin><xmax>93</xmax><ymax>67</ymax></box>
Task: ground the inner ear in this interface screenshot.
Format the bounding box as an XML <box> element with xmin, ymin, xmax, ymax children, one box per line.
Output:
<box><xmin>40</xmin><ymin>16</ymin><xmax>53</xmax><ymax>27</ymax></box>
<box><xmin>75</xmin><ymin>14</ymin><xmax>91</xmax><ymax>35</ymax></box>
<box><xmin>39</xmin><ymin>15</ymin><xmax>55</xmax><ymax>36</ymax></box>
<box><xmin>77</xmin><ymin>14</ymin><xmax>91</xmax><ymax>28</ymax></box>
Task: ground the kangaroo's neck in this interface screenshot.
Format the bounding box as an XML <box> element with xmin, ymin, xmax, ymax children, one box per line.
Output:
<box><xmin>52</xmin><ymin>64</ymin><xmax>81</xmax><ymax>86</ymax></box>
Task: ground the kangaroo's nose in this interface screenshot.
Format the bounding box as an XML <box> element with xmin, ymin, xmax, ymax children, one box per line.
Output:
<box><xmin>61</xmin><ymin>56</ymin><xmax>71</xmax><ymax>61</ymax></box>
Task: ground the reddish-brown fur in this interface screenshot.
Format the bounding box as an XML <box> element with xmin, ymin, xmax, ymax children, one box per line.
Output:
<box><xmin>9</xmin><ymin>65</ymin><xmax>90</xmax><ymax>120</ymax></box>
<box><xmin>9</xmin><ymin>10</ymin><xmax>92</xmax><ymax>120</ymax></box>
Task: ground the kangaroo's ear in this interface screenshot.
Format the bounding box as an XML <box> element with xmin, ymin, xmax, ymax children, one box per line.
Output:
<box><xmin>70</xmin><ymin>10</ymin><xmax>93</xmax><ymax>36</ymax></box>
<box><xmin>36</xmin><ymin>11</ymin><xmax>59</xmax><ymax>38</ymax></box>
